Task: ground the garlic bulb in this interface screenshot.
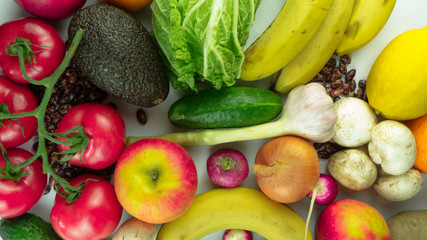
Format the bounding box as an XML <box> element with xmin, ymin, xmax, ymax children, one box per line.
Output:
<box><xmin>281</xmin><ymin>83</ymin><xmax>337</xmax><ymax>143</ymax></box>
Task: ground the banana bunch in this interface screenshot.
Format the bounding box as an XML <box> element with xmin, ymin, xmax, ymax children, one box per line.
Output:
<box><xmin>240</xmin><ymin>0</ymin><xmax>334</xmax><ymax>81</ymax></box>
<box><xmin>156</xmin><ymin>187</ymin><xmax>312</xmax><ymax>240</ymax></box>
<box><xmin>272</xmin><ymin>0</ymin><xmax>354</xmax><ymax>93</ymax></box>
<box><xmin>336</xmin><ymin>0</ymin><xmax>397</xmax><ymax>56</ymax></box>
<box><xmin>241</xmin><ymin>0</ymin><xmax>396</xmax><ymax>94</ymax></box>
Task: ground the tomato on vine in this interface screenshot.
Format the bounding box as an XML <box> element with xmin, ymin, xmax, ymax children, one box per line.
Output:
<box><xmin>0</xmin><ymin>148</ymin><xmax>47</xmax><ymax>218</ymax></box>
<box><xmin>50</xmin><ymin>174</ymin><xmax>123</xmax><ymax>240</ymax></box>
<box><xmin>0</xmin><ymin>17</ymin><xmax>65</xmax><ymax>84</ymax></box>
<box><xmin>0</xmin><ymin>75</ymin><xmax>38</xmax><ymax>148</ymax></box>
<box><xmin>55</xmin><ymin>103</ymin><xmax>126</xmax><ymax>170</ymax></box>
<box><xmin>0</xmin><ymin>24</ymin><xmax>93</xmax><ymax>206</ymax></box>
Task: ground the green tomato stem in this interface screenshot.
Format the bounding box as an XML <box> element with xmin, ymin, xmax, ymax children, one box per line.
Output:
<box><xmin>0</xmin><ymin>110</ymin><xmax>36</xmax><ymax>119</ymax></box>
<box><xmin>6</xmin><ymin>37</ymin><xmax>51</xmax><ymax>73</ymax></box>
<box><xmin>0</xmin><ymin>28</ymin><xmax>87</xmax><ymax>202</ymax></box>
<box><xmin>0</xmin><ymin>144</ymin><xmax>28</xmax><ymax>181</ymax></box>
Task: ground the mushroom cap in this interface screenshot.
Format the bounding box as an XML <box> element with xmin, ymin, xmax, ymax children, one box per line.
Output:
<box><xmin>373</xmin><ymin>169</ymin><xmax>423</xmax><ymax>201</ymax></box>
<box><xmin>328</xmin><ymin>149</ymin><xmax>377</xmax><ymax>191</ymax></box>
<box><xmin>368</xmin><ymin>120</ymin><xmax>416</xmax><ymax>175</ymax></box>
<box><xmin>333</xmin><ymin>97</ymin><xmax>378</xmax><ymax>148</ymax></box>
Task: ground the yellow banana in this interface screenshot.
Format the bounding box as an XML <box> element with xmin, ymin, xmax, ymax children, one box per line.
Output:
<box><xmin>240</xmin><ymin>0</ymin><xmax>334</xmax><ymax>81</ymax></box>
<box><xmin>156</xmin><ymin>187</ymin><xmax>312</xmax><ymax>240</ymax></box>
<box><xmin>336</xmin><ymin>0</ymin><xmax>396</xmax><ymax>56</ymax></box>
<box><xmin>272</xmin><ymin>0</ymin><xmax>354</xmax><ymax>93</ymax></box>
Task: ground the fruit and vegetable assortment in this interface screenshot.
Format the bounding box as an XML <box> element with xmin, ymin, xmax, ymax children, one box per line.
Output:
<box><xmin>0</xmin><ymin>0</ymin><xmax>426</xmax><ymax>239</ymax></box>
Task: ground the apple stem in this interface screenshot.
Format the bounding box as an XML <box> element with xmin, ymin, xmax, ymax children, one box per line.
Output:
<box><xmin>152</xmin><ymin>172</ymin><xmax>158</xmax><ymax>180</ymax></box>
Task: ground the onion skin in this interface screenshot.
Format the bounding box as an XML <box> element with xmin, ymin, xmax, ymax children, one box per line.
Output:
<box><xmin>253</xmin><ymin>136</ymin><xmax>320</xmax><ymax>203</ymax></box>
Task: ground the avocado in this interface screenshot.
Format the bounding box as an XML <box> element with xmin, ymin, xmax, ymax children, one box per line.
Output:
<box><xmin>0</xmin><ymin>213</ymin><xmax>61</xmax><ymax>240</ymax></box>
<box><xmin>67</xmin><ymin>4</ymin><xmax>169</xmax><ymax>107</ymax></box>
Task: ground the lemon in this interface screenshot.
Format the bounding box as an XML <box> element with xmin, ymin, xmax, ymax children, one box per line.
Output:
<box><xmin>366</xmin><ymin>27</ymin><xmax>427</xmax><ymax>121</ymax></box>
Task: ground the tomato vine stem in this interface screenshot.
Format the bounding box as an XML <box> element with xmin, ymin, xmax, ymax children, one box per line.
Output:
<box><xmin>0</xmin><ymin>28</ymin><xmax>89</xmax><ymax>203</ymax></box>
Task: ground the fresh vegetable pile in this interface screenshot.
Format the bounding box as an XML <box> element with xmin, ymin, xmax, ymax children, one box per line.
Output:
<box><xmin>0</xmin><ymin>0</ymin><xmax>427</xmax><ymax>240</ymax></box>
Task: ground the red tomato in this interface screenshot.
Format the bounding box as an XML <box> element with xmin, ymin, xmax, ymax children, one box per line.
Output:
<box><xmin>0</xmin><ymin>75</ymin><xmax>38</xmax><ymax>148</ymax></box>
<box><xmin>0</xmin><ymin>17</ymin><xmax>65</xmax><ymax>84</ymax></box>
<box><xmin>50</xmin><ymin>174</ymin><xmax>123</xmax><ymax>240</ymax></box>
<box><xmin>14</xmin><ymin>0</ymin><xmax>87</xmax><ymax>20</ymax></box>
<box><xmin>0</xmin><ymin>148</ymin><xmax>47</xmax><ymax>218</ymax></box>
<box><xmin>56</xmin><ymin>103</ymin><xmax>126</xmax><ymax>170</ymax></box>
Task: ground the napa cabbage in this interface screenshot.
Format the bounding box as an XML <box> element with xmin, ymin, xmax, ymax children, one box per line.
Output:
<box><xmin>151</xmin><ymin>0</ymin><xmax>261</xmax><ymax>91</ymax></box>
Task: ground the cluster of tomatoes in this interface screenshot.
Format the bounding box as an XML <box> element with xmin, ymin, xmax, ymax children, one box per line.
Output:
<box><xmin>0</xmin><ymin>1</ymin><xmax>145</xmax><ymax>239</ymax></box>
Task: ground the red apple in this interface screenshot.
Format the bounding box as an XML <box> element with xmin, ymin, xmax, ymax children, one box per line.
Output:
<box><xmin>114</xmin><ymin>138</ymin><xmax>198</xmax><ymax>224</ymax></box>
<box><xmin>315</xmin><ymin>198</ymin><xmax>391</xmax><ymax>240</ymax></box>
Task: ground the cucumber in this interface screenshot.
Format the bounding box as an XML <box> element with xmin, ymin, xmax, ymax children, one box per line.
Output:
<box><xmin>0</xmin><ymin>213</ymin><xmax>61</xmax><ymax>240</ymax></box>
<box><xmin>168</xmin><ymin>86</ymin><xmax>283</xmax><ymax>129</ymax></box>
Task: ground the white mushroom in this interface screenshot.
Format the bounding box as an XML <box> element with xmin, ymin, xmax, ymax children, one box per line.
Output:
<box><xmin>328</xmin><ymin>149</ymin><xmax>377</xmax><ymax>191</ymax></box>
<box><xmin>373</xmin><ymin>168</ymin><xmax>423</xmax><ymax>201</ymax></box>
<box><xmin>368</xmin><ymin>120</ymin><xmax>416</xmax><ymax>175</ymax></box>
<box><xmin>333</xmin><ymin>97</ymin><xmax>378</xmax><ymax>148</ymax></box>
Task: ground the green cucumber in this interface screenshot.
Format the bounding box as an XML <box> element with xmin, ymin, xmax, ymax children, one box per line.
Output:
<box><xmin>168</xmin><ymin>86</ymin><xmax>283</xmax><ymax>129</ymax></box>
<box><xmin>0</xmin><ymin>213</ymin><xmax>61</xmax><ymax>240</ymax></box>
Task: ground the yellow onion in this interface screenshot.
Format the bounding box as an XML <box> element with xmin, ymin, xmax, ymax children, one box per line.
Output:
<box><xmin>253</xmin><ymin>136</ymin><xmax>320</xmax><ymax>203</ymax></box>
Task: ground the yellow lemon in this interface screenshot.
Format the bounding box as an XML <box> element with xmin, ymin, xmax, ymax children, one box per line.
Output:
<box><xmin>366</xmin><ymin>27</ymin><xmax>427</xmax><ymax>121</ymax></box>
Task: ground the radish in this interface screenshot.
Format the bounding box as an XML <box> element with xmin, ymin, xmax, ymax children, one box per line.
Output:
<box><xmin>304</xmin><ymin>174</ymin><xmax>338</xmax><ymax>240</ymax></box>
<box><xmin>223</xmin><ymin>229</ymin><xmax>253</xmax><ymax>240</ymax></box>
<box><xmin>206</xmin><ymin>148</ymin><xmax>249</xmax><ymax>188</ymax></box>
<box><xmin>306</xmin><ymin>173</ymin><xmax>338</xmax><ymax>206</ymax></box>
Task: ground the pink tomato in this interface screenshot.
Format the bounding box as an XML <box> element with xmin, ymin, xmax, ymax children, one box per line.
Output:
<box><xmin>14</xmin><ymin>0</ymin><xmax>87</xmax><ymax>20</ymax></box>
<box><xmin>0</xmin><ymin>148</ymin><xmax>47</xmax><ymax>218</ymax></box>
<box><xmin>0</xmin><ymin>17</ymin><xmax>65</xmax><ymax>84</ymax></box>
<box><xmin>0</xmin><ymin>75</ymin><xmax>38</xmax><ymax>148</ymax></box>
<box><xmin>56</xmin><ymin>103</ymin><xmax>126</xmax><ymax>170</ymax></box>
<box><xmin>50</xmin><ymin>174</ymin><xmax>123</xmax><ymax>240</ymax></box>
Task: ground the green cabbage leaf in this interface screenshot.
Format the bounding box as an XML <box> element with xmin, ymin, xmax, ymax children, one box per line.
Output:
<box><xmin>151</xmin><ymin>0</ymin><xmax>261</xmax><ymax>91</ymax></box>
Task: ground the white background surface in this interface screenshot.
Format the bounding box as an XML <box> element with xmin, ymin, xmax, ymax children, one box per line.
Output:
<box><xmin>1</xmin><ymin>0</ymin><xmax>427</xmax><ymax>239</ymax></box>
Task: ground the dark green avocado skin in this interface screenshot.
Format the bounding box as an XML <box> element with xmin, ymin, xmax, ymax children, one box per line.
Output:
<box><xmin>68</xmin><ymin>3</ymin><xmax>169</xmax><ymax>107</ymax></box>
